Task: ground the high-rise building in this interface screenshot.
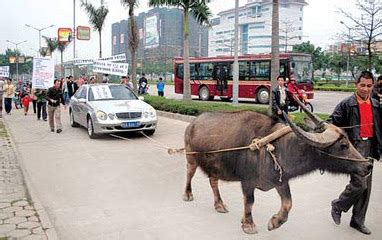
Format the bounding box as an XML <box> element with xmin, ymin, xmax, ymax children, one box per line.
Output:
<box><xmin>112</xmin><ymin>7</ymin><xmax>208</xmax><ymax>69</ymax></box>
<box><xmin>209</xmin><ymin>0</ymin><xmax>307</xmax><ymax>57</ymax></box>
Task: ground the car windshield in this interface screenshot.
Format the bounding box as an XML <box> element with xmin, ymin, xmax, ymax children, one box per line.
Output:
<box><xmin>88</xmin><ymin>85</ymin><xmax>138</xmax><ymax>101</ymax></box>
<box><xmin>291</xmin><ymin>56</ymin><xmax>313</xmax><ymax>83</ymax></box>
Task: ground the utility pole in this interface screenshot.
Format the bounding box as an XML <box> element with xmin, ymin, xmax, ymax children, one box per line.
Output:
<box><xmin>232</xmin><ymin>0</ymin><xmax>239</xmax><ymax>105</ymax></box>
<box><xmin>6</xmin><ymin>40</ymin><xmax>27</xmax><ymax>81</ymax></box>
<box><xmin>340</xmin><ymin>21</ymin><xmax>351</xmax><ymax>87</ymax></box>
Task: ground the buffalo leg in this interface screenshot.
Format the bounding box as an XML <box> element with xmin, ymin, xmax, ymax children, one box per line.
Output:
<box><xmin>209</xmin><ymin>177</ymin><xmax>229</xmax><ymax>213</ymax></box>
<box><xmin>241</xmin><ymin>181</ymin><xmax>258</xmax><ymax>234</ymax></box>
<box><xmin>268</xmin><ymin>182</ymin><xmax>292</xmax><ymax>231</ymax></box>
<box><xmin>183</xmin><ymin>158</ymin><xmax>197</xmax><ymax>201</ymax></box>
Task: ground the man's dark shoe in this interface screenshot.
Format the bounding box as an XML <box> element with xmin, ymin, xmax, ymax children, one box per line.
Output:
<box><xmin>350</xmin><ymin>222</ymin><xmax>371</xmax><ymax>235</ymax></box>
<box><xmin>56</xmin><ymin>129</ymin><xmax>62</xmax><ymax>134</ymax></box>
<box><xmin>331</xmin><ymin>205</ymin><xmax>341</xmax><ymax>225</ymax></box>
<box><xmin>50</xmin><ymin>129</ymin><xmax>54</xmax><ymax>132</ymax></box>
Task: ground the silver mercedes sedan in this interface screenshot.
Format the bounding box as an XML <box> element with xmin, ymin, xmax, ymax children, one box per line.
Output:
<box><xmin>69</xmin><ymin>84</ymin><xmax>157</xmax><ymax>138</ymax></box>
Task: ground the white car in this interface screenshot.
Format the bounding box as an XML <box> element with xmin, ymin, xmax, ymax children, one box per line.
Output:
<box><xmin>69</xmin><ymin>84</ymin><xmax>157</xmax><ymax>138</ymax></box>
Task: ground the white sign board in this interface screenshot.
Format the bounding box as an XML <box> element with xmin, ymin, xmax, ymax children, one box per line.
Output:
<box><xmin>91</xmin><ymin>85</ymin><xmax>113</xmax><ymax>100</ymax></box>
<box><xmin>145</xmin><ymin>15</ymin><xmax>159</xmax><ymax>49</ymax></box>
<box><xmin>73</xmin><ymin>54</ymin><xmax>126</xmax><ymax>66</ymax></box>
<box><xmin>32</xmin><ymin>57</ymin><xmax>55</xmax><ymax>89</ymax></box>
<box><xmin>93</xmin><ymin>60</ymin><xmax>129</xmax><ymax>76</ymax></box>
<box><xmin>0</xmin><ymin>66</ymin><xmax>10</xmax><ymax>78</ymax></box>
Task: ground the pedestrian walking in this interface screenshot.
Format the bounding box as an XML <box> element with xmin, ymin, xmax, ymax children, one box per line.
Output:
<box><xmin>35</xmin><ymin>89</ymin><xmax>47</xmax><ymax>121</ymax></box>
<box><xmin>0</xmin><ymin>78</ymin><xmax>4</xmax><ymax>117</ymax></box>
<box><xmin>30</xmin><ymin>88</ymin><xmax>37</xmax><ymax>114</ymax></box>
<box><xmin>329</xmin><ymin>71</ymin><xmax>381</xmax><ymax>235</ymax></box>
<box><xmin>271</xmin><ymin>76</ymin><xmax>289</xmax><ymax>122</ymax></box>
<box><xmin>46</xmin><ymin>79</ymin><xmax>65</xmax><ymax>133</ymax></box>
<box><xmin>3</xmin><ymin>78</ymin><xmax>15</xmax><ymax>114</ymax></box>
<box><xmin>157</xmin><ymin>77</ymin><xmax>165</xmax><ymax>97</ymax></box>
<box><xmin>138</xmin><ymin>73</ymin><xmax>148</xmax><ymax>94</ymax></box>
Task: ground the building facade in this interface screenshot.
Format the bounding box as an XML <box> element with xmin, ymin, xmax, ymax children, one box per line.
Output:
<box><xmin>209</xmin><ymin>0</ymin><xmax>307</xmax><ymax>57</ymax></box>
<box><xmin>112</xmin><ymin>7</ymin><xmax>208</xmax><ymax>67</ymax></box>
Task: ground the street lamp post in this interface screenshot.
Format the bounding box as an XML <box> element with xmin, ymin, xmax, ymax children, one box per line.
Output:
<box><xmin>232</xmin><ymin>0</ymin><xmax>239</xmax><ymax>105</ymax></box>
<box><xmin>6</xmin><ymin>40</ymin><xmax>27</xmax><ymax>81</ymax></box>
<box><xmin>25</xmin><ymin>24</ymin><xmax>55</xmax><ymax>56</ymax></box>
<box><xmin>340</xmin><ymin>21</ymin><xmax>351</xmax><ymax>87</ymax></box>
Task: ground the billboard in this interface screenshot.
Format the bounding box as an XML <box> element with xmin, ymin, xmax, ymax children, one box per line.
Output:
<box><xmin>145</xmin><ymin>15</ymin><xmax>159</xmax><ymax>48</ymax></box>
<box><xmin>58</xmin><ymin>28</ymin><xmax>73</xmax><ymax>43</ymax></box>
<box><xmin>77</xmin><ymin>26</ymin><xmax>91</xmax><ymax>40</ymax></box>
<box><xmin>0</xmin><ymin>66</ymin><xmax>9</xmax><ymax>78</ymax></box>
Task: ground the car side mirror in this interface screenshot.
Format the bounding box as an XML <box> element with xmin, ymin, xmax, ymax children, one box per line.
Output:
<box><xmin>138</xmin><ymin>96</ymin><xmax>144</xmax><ymax>101</ymax></box>
<box><xmin>78</xmin><ymin>98</ymin><xmax>86</xmax><ymax>103</ymax></box>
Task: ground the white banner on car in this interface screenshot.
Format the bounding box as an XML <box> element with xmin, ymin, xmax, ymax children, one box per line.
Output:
<box><xmin>91</xmin><ymin>85</ymin><xmax>113</xmax><ymax>100</ymax></box>
<box><xmin>73</xmin><ymin>53</ymin><xmax>126</xmax><ymax>66</ymax></box>
<box><xmin>32</xmin><ymin>57</ymin><xmax>55</xmax><ymax>89</ymax></box>
<box><xmin>93</xmin><ymin>60</ymin><xmax>129</xmax><ymax>76</ymax></box>
<box><xmin>0</xmin><ymin>66</ymin><xmax>10</xmax><ymax>78</ymax></box>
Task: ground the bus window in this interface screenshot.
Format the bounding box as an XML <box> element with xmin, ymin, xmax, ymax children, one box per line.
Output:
<box><xmin>239</xmin><ymin>61</ymin><xmax>250</xmax><ymax>80</ymax></box>
<box><xmin>199</xmin><ymin>63</ymin><xmax>214</xmax><ymax>80</ymax></box>
<box><xmin>190</xmin><ymin>63</ymin><xmax>197</xmax><ymax>80</ymax></box>
<box><xmin>279</xmin><ymin>62</ymin><xmax>286</xmax><ymax>78</ymax></box>
<box><xmin>251</xmin><ymin>61</ymin><xmax>270</xmax><ymax>80</ymax></box>
<box><xmin>176</xmin><ymin>64</ymin><xmax>183</xmax><ymax>79</ymax></box>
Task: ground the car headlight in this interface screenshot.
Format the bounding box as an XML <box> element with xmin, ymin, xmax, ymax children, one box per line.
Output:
<box><xmin>144</xmin><ymin>107</ymin><xmax>156</xmax><ymax>118</ymax></box>
<box><xmin>96</xmin><ymin>110</ymin><xmax>107</xmax><ymax>120</ymax></box>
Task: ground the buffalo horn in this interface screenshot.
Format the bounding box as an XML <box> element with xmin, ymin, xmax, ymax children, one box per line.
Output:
<box><xmin>284</xmin><ymin>112</ymin><xmax>341</xmax><ymax>148</ymax></box>
<box><xmin>294</xmin><ymin>96</ymin><xmax>323</xmax><ymax>127</ymax></box>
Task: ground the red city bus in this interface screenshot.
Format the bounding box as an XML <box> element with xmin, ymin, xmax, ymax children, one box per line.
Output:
<box><xmin>173</xmin><ymin>53</ymin><xmax>314</xmax><ymax>103</ymax></box>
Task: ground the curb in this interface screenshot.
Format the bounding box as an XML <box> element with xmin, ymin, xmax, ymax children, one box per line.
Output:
<box><xmin>157</xmin><ymin>110</ymin><xmax>196</xmax><ymax>123</ymax></box>
<box><xmin>2</xmin><ymin>118</ymin><xmax>60</xmax><ymax>240</ymax></box>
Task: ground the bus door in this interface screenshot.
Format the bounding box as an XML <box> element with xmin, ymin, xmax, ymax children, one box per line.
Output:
<box><xmin>214</xmin><ymin>64</ymin><xmax>228</xmax><ymax>95</ymax></box>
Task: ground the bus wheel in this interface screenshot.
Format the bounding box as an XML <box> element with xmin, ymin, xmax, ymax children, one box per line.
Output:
<box><xmin>256</xmin><ymin>88</ymin><xmax>269</xmax><ymax>104</ymax></box>
<box><xmin>199</xmin><ymin>86</ymin><xmax>210</xmax><ymax>101</ymax></box>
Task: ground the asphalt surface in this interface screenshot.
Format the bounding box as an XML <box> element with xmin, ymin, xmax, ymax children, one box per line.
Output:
<box><xmin>3</xmin><ymin>106</ymin><xmax>382</xmax><ymax>240</ymax></box>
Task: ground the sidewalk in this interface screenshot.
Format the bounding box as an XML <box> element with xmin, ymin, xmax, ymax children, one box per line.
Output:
<box><xmin>0</xmin><ymin>117</ymin><xmax>56</xmax><ymax>239</ymax></box>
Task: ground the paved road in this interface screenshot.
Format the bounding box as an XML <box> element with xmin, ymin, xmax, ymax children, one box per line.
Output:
<box><xmin>147</xmin><ymin>85</ymin><xmax>352</xmax><ymax>114</ymax></box>
<box><xmin>3</xmin><ymin>107</ymin><xmax>382</xmax><ymax>240</ymax></box>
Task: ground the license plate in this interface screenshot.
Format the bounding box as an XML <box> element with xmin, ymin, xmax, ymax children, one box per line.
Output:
<box><xmin>121</xmin><ymin>121</ymin><xmax>140</xmax><ymax>128</ymax></box>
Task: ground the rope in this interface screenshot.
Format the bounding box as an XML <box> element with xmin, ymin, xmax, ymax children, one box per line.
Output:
<box><xmin>340</xmin><ymin>123</ymin><xmax>374</xmax><ymax>129</ymax></box>
<box><xmin>265</xmin><ymin>143</ymin><xmax>283</xmax><ymax>182</ymax></box>
<box><xmin>316</xmin><ymin>149</ymin><xmax>370</xmax><ymax>162</ymax></box>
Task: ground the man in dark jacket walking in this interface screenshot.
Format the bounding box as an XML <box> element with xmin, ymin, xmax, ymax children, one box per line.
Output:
<box><xmin>329</xmin><ymin>71</ymin><xmax>381</xmax><ymax>235</ymax></box>
<box><xmin>271</xmin><ymin>76</ymin><xmax>289</xmax><ymax>122</ymax></box>
<box><xmin>46</xmin><ymin>79</ymin><xmax>65</xmax><ymax>133</ymax></box>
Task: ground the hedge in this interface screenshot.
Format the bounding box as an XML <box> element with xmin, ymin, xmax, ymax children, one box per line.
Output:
<box><xmin>144</xmin><ymin>95</ymin><xmax>329</xmax><ymax>127</ymax></box>
<box><xmin>314</xmin><ymin>85</ymin><xmax>355</xmax><ymax>92</ymax></box>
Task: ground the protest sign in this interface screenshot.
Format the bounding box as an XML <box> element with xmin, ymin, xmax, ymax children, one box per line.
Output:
<box><xmin>32</xmin><ymin>57</ymin><xmax>55</xmax><ymax>89</ymax></box>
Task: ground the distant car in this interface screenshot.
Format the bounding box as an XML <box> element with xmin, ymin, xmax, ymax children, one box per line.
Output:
<box><xmin>69</xmin><ymin>84</ymin><xmax>157</xmax><ymax>138</ymax></box>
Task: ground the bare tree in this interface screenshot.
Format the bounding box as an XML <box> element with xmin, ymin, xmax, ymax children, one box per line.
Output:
<box><xmin>340</xmin><ymin>0</ymin><xmax>382</xmax><ymax>72</ymax></box>
<box><xmin>280</xmin><ymin>20</ymin><xmax>297</xmax><ymax>52</ymax></box>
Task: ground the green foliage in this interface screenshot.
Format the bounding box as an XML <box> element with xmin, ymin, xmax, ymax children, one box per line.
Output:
<box><xmin>293</xmin><ymin>41</ymin><xmax>327</xmax><ymax>72</ymax></box>
<box><xmin>80</xmin><ymin>0</ymin><xmax>109</xmax><ymax>32</ymax></box>
<box><xmin>314</xmin><ymin>85</ymin><xmax>356</xmax><ymax>92</ymax></box>
<box><xmin>0</xmin><ymin>48</ymin><xmax>32</xmax><ymax>77</ymax></box>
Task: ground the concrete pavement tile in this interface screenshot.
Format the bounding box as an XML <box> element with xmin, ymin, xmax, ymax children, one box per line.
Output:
<box><xmin>27</xmin><ymin>216</ymin><xmax>39</xmax><ymax>222</ymax></box>
<box><xmin>2</xmin><ymin>206</ymin><xmax>23</xmax><ymax>213</ymax></box>
<box><xmin>4</xmin><ymin>216</ymin><xmax>27</xmax><ymax>224</ymax></box>
<box><xmin>13</xmin><ymin>200</ymin><xmax>29</xmax><ymax>207</ymax></box>
<box><xmin>31</xmin><ymin>226</ymin><xmax>44</xmax><ymax>234</ymax></box>
<box><xmin>0</xmin><ymin>202</ymin><xmax>11</xmax><ymax>209</ymax></box>
<box><xmin>0</xmin><ymin>212</ymin><xmax>13</xmax><ymax>220</ymax></box>
<box><xmin>17</xmin><ymin>221</ymin><xmax>41</xmax><ymax>229</ymax></box>
<box><xmin>15</xmin><ymin>210</ymin><xmax>36</xmax><ymax>217</ymax></box>
<box><xmin>7</xmin><ymin>229</ymin><xmax>31</xmax><ymax>238</ymax></box>
<box><xmin>22</xmin><ymin>234</ymin><xmax>48</xmax><ymax>240</ymax></box>
<box><xmin>45</xmin><ymin>228</ymin><xmax>59</xmax><ymax>240</ymax></box>
<box><xmin>24</xmin><ymin>206</ymin><xmax>35</xmax><ymax>210</ymax></box>
<box><xmin>0</xmin><ymin>223</ymin><xmax>16</xmax><ymax>234</ymax></box>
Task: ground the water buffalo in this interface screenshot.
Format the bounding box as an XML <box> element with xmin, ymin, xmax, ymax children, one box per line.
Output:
<box><xmin>183</xmin><ymin>110</ymin><xmax>372</xmax><ymax>234</ymax></box>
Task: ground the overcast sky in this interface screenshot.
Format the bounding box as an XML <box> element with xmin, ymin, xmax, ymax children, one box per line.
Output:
<box><xmin>0</xmin><ymin>0</ymin><xmax>358</xmax><ymax>63</ymax></box>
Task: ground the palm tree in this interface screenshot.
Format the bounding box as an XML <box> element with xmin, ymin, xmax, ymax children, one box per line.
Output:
<box><xmin>149</xmin><ymin>0</ymin><xmax>211</xmax><ymax>100</ymax></box>
<box><xmin>81</xmin><ymin>0</ymin><xmax>109</xmax><ymax>58</ymax></box>
<box><xmin>43</xmin><ymin>36</ymin><xmax>58</xmax><ymax>57</ymax></box>
<box><xmin>57</xmin><ymin>42</ymin><xmax>69</xmax><ymax>78</ymax></box>
<box><xmin>121</xmin><ymin>0</ymin><xmax>139</xmax><ymax>93</ymax></box>
<box><xmin>39</xmin><ymin>48</ymin><xmax>48</xmax><ymax>57</ymax></box>
<box><xmin>269</xmin><ymin>0</ymin><xmax>280</xmax><ymax>111</ymax></box>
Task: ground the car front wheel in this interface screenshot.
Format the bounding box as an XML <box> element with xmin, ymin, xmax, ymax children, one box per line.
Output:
<box><xmin>87</xmin><ymin>117</ymin><xmax>98</xmax><ymax>139</ymax></box>
<box><xmin>70</xmin><ymin>110</ymin><xmax>79</xmax><ymax>127</ymax></box>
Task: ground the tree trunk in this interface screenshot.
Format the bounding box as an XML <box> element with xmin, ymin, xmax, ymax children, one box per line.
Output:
<box><xmin>269</xmin><ymin>0</ymin><xmax>280</xmax><ymax>112</ymax></box>
<box><xmin>99</xmin><ymin>30</ymin><xmax>102</xmax><ymax>58</ymax></box>
<box><xmin>183</xmin><ymin>9</ymin><xmax>191</xmax><ymax>101</ymax></box>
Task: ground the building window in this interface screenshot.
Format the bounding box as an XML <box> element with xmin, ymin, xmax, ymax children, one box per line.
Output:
<box><xmin>113</xmin><ymin>36</ymin><xmax>117</xmax><ymax>46</ymax></box>
<box><xmin>120</xmin><ymin>33</ymin><xmax>124</xmax><ymax>44</ymax></box>
<box><xmin>300</xmin><ymin>17</ymin><xmax>302</xmax><ymax>21</ymax></box>
<box><xmin>262</xmin><ymin>7</ymin><xmax>270</xmax><ymax>12</ymax></box>
<box><xmin>299</xmin><ymin>27</ymin><xmax>302</xmax><ymax>30</ymax></box>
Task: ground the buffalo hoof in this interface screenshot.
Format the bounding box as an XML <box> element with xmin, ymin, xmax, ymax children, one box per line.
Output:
<box><xmin>183</xmin><ymin>192</ymin><xmax>194</xmax><ymax>201</ymax></box>
<box><xmin>267</xmin><ymin>214</ymin><xmax>286</xmax><ymax>231</ymax></box>
<box><xmin>241</xmin><ymin>222</ymin><xmax>258</xmax><ymax>234</ymax></box>
<box><xmin>214</xmin><ymin>202</ymin><xmax>229</xmax><ymax>213</ymax></box>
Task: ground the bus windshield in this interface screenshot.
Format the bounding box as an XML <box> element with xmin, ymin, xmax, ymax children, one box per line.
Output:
<box><xmin>291</xmin><ymin>56</ymin><xmax>313</xmax><ymax>83</ymax></box>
